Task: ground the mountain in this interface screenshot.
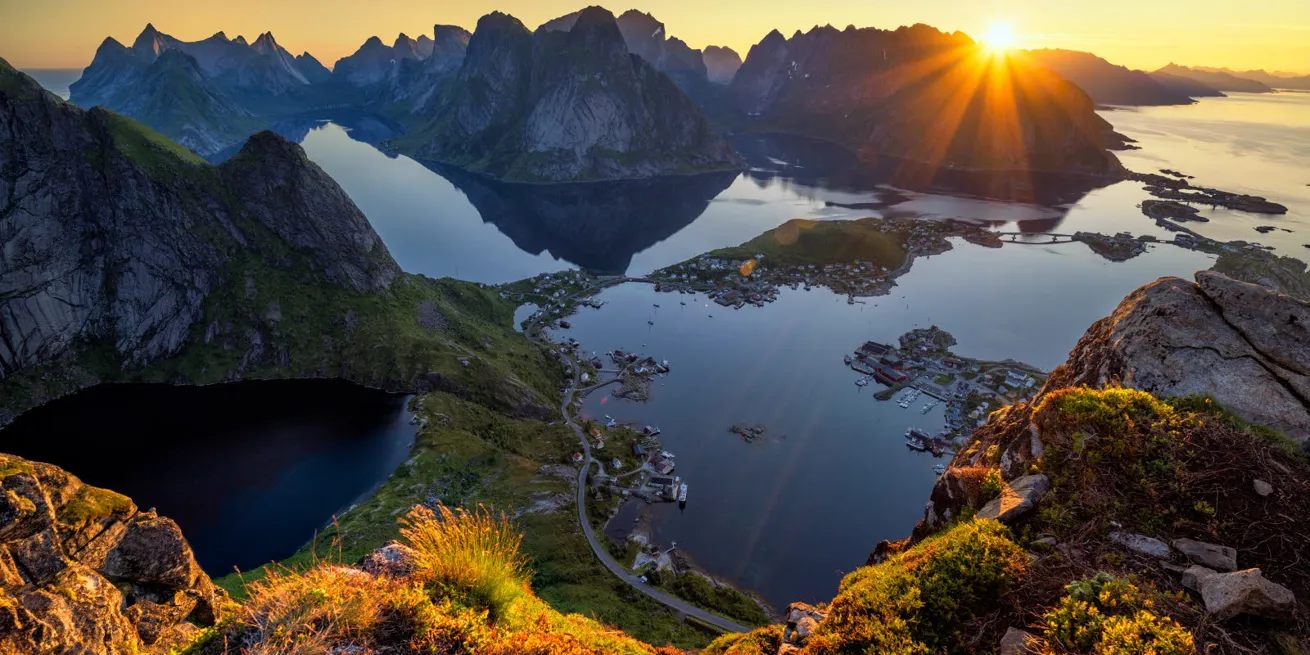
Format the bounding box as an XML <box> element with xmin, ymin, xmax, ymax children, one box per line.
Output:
<box><xmin>331</xmin><ymin>25</ymin><xmax>472</xmax><ymax>113</ymax></box>
<box><xmin>540</xmin><ymin>8</ymin><xmax>712</xmax><ymax>97</ymax></box>
<box><xmin>68</xmin><ymin>41</ymin><xmax>265</xmax><ymax>156</ymax></box>
<box><xmin>0</xmin><ymin>59</ymin><xmax>559</xmax><ymax>428</ymax></box>
<box><xmin>730</xmin><ymin>24</ymin><xmax>1126</xmax><ymax>176</ymax></box>
<box><xmin>1154</xmin><ymin>63</ymin><xmax>1273</xmax><ymax>93</ymax></box>
<box><xmin>69</xmin><ymin>25</ymin><xmax>329</xmax><ymax>153</ymax></box>
<box><xmin>398</xmin><ymin>7</ymin><xmax>741</xmax><ymax>182</ymax></box>
<box><xmin>1022</xmin><ymin>48</ymin><xmax>1195</xmax><ymax>106</ymax></box>
<box><xmin>332</xmin><ymin>36</ymin><xmax>400</xmax><ymax>87</ymax></box>
<box><xmin>1148</xmin><ymin>71</ymin><xmax>1226</xmax><ymax>98</ymax></box>
<box><xmin>1193</xmin><ymin>66</ymin><xmax>1310</xmax><ymax>91</ymax></box>
<box><xmin>294</xmin><ymin>51</ymin><xmax>332</xmax><ymax>83</ymax></box>
<box><xmin>703</xmin><ymin>45</ymin><xmax>743</xmax><ymax>84</ymax></box>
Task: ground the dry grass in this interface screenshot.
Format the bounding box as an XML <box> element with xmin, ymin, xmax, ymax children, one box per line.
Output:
<box><xmin>401</xmin><ymin>504</ymin><xmax>530</xmax><ymax>621</ymax></box>
<box><xmin>238</xmin><ymin>564</ymin><xmax>396</xmax><ymax>655</ymax></box>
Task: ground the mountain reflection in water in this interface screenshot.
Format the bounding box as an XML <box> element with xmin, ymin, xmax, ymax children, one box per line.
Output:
<box><xmin>424</xmin><ymin>163</ymin><xmax>738</xmax><ymax>275</ymax></box>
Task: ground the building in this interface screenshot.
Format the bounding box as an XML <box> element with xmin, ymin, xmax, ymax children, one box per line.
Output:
<box><xmin>611</xmin><ymin>457</ymin><xmax>622</xmax><ymax>470</ymax></box>
<box><xmin>632</xmin><ymin>444</ymin><xmax>646</xmax><ymax>456</ymax></box>
<box><xmin>860</xmin><ymin>341</ymin><xmax>893</xmax><ymax>358</ymax></box>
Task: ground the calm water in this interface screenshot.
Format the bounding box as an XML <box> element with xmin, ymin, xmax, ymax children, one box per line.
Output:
<box><xmin>0</xmin><ymin>380</ymin><xmax>416</xmax><ymax>575</ymax></box>
<box><xmin>554</xmin><ymin>239</ymin><xmax>1213</xmax><ymax>607</ymax></box>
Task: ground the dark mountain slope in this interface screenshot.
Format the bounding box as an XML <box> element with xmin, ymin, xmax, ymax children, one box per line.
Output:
<box><xmin>0</xmin><ymin>59</ymin><xmax>559</xmax><ymax>427</ymax></box>
<box><xmin>730</xmin><ymin>25</ymin><xmax>1126</xmax><ymax>177</ymax></box>
<box><xmin>1155</xmin><ymin>64</ymin><xmax>1273</xmax><ymax>93</ymax></box>
<box><xmin>398</xmin><ymin>7</ymin><xmax>740</xmax><ymax>182</ymax></box>
<box><xmin>1022</xmin><ymin>48</ymin><xmax>1194</xmax><ymax>106</ymax></box>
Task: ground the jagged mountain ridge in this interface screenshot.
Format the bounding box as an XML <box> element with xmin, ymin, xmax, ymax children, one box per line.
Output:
<box><xmin>397</xmin><ymin>6</ymin><xmax>740</xmax><ymax>182</ymax></box>
<box><xmin>1191</xmin><ymin>66</ymin><xmax>1310</xmax><ymax>91</ymax></box>
<box><xmin>1022</xmin><ymin>48</ymin><xmax>1197</xmax><ymax>106</ymax></box>
<box><xmin>729</xmin><ymin>24</ymin><xmax>1127</xmax><ymax>176</ymax></box>
<box><xmin>540</xmin><ymin>8</ymin><xmax>714</xmax><ymax>98</ymax></box>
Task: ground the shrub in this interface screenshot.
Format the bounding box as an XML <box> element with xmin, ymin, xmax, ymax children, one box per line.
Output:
<box><xmin>1042</xmin><ymin>573</ymin><xmax>1192</xmax><ymax>655</ymax></box>
<box><xmin>805</xmin><ymin>518</ymin><xmax>1027</xmax><ymax>655</ymax></box>
<box><xmin>702</xmin><ymin>625</ymin><xmax>785</xmax><ymax>655</ymax></box>
<box><xmin>238</xmin><ymin>563</ymin><xmax>395</xmax><ymax>655</ymax></box>
<box><xmin>400</xmin><ymin>504</ymin><xmax>530</xmax><ymax>621</ymax></box>
<box><xmin>980</xmin><ymin>468</ymin><xmax>1005</xmax><ymax>501</ymax></box>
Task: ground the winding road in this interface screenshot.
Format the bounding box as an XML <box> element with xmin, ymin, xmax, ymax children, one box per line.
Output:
<box><xmin>524</xmin><ymin>281</ymin><xmax>752</xmax><ymax>634</ymax></box>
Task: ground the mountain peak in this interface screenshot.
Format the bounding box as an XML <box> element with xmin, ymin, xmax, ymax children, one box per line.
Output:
<box><xmin>233</xmin><ymin>35</ymin><xmax>249</xmax><ymax>46</ymax></box>
<box><xmin>131</xmin><ymin>23</ymin><xmax>169</xmax><ymax>58</ymax></box>
<box><xmin>209</xmin><ymin>31</ymin><xmax>229</xmax><ymax>41</ymax></box>
<box><xmin>363</xmin><ymin>35</ymin><xmax>384</xmax><ymax>47</ymax></box>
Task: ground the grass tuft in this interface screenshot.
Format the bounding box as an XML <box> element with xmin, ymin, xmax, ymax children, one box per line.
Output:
<box><xmin>400</xmin><ymin>503</ymin><xmax>530</xmax><ymax>621</ymax></box>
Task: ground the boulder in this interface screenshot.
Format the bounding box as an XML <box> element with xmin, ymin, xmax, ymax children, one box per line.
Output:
<box><xmin>1181</xmin><ymin>566</ymin><xmax>1296</xmax><ymax>621</ymax></box>
<box><xmin>1057</xmin><ymin>272</ymin><xmax>1310</xmax><ymax>443</ymax></box>
<box><xmin>1253</xmin><ymin>479</ymin><xmax>1274</xmax><ymax>497</ymax></box>
<box><xmin>100</xmin><ymin>514</ymin><xmax>200</xmax><ymax>588</ymax></box>
<box><xmin>977</xmin><ymin>474</ymin><xmax>1050</xmax><ymax>523</ymax></box>
<box><xmin>1172</xmin><ymin>538</ymin><xmax>1237</xmax><ymax>571</ymax></box>
<box><xmin>359</xmin><ymin>541</ymin><xmax>418</xmax><ymax>579</ymax></box>
<box><xmin>795</xmin><ymin>617</ymin><xmax>819</xmax><ymax>641</ymax></box>
<box><xmin>7</xmin><ymin>563</ymin><xmax>141</xmax><ymax>655</ymax></box>
<box><xmin>999</xmin><ymin>627</ymin><xmax>1043</xmax><ymax>655</ymax></box>
<box><xmin>1110</xmin><ymin>531</ymin><xmax>1172</xmax><ymax>559</ymax></box>
<box><xmin>11</xmin><ymin>528</ymin><xmax>69</xmax><ymax>585</ymax></box>
<box><xmin>786</xmin><ymin>601</ymin><xmax>826</xmax><ymax>625</ymax></box>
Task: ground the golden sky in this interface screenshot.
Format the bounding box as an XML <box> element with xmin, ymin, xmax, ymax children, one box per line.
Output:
<box><xmin>4</xmin><ymin>0</ymin><xmax>1309</xmax><ymax>73</ymax></box>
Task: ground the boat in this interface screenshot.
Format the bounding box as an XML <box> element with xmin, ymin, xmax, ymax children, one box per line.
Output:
<box><xmin>855</xmin><ymin>378</ymin><xmax>868</xmax><ymax>387</ymax></box>
<box><xmin>933</xmin><ymin>464</ymin><xmax>947</xmax><ymax>475</ymax></box>
<box><xmin>654</xmin><ymin>304</ymin><xmax>660</xmax><ymax>308</ymax></box>
<box><xmin>647</xmin><ymin>320</ymin><xmax>655</xmax><ymax>325</ymax></box>
<box><xmin>677</xmin><ymin>483</ymin><xmax>688</xmax><ymax>503</ymax></box>
<box><xmin>844</xmin><ymin>354</ymin><xmax>853</xmax><ymax>365</ymax></box>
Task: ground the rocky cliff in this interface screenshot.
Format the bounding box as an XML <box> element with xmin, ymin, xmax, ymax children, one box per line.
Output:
<box><xmin>1022</xmin><ymin>48</ymin><xmax>1197</xmax><ymax>106</ymax></box>
<box><xmin>1</xmin><ymin>453</ymin><xmax>224</xmax><ymax>654</ymax></box>
<box><xmin>397</xmin><ymin>7</ymin><xmax>741</xmax><ymax>182</ymax></box>
<box><xmin>0</xmin><ymin>59</ymin><xmax>559</xmax><ymax>427</ymax></box>
<box><xmin>729</xmin><ymin>24</ymin><xmax>1127</xmax><ymax>176</ymax></box>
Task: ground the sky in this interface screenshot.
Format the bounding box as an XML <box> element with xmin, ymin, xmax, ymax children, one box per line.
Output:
<box><xmin>4</xmin><ymin>0</ymin><xmax>1309</xmax><ymax>74</ymax></box>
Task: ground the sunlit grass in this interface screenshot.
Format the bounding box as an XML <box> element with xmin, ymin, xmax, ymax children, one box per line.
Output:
<box><xmin>400</xmin><ymin>503</ymin><xmax>530</xmax><ymax>621</ymax></box>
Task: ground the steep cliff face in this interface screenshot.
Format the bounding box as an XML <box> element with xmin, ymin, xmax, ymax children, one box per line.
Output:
<box><xmin>400</xmin><ymin>7</ymin><xmax>740</xmax><ymax>182</ymax></box>
<box><xmin>0</xmin><ymin>453</ymin><xmax>224</xmax><ymax>654</ymax></box>
<box><xmin>730</xmin><ymin>24</ymin><xmax>1126</xmax><ymax>175</ymax></box>
<box><xmin>0</xmin><ymin>60</ymin><xmax>558</xmax><ymax>426</ymax></box>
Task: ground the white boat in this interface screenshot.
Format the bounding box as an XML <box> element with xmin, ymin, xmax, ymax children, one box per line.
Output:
<box><xmin>933</xmin><ymin>464</ymin><xmax>947</xmax><ymax>475</ymax></box>
<box><xmin>677</xmin><ymin>483</ymin><xmax>688</xmax><ymax>502</ymax></box>
<box><xmin>855</xmin><ymin>378</ymin><xmax>868</xmax><ymax>387</ymax></box>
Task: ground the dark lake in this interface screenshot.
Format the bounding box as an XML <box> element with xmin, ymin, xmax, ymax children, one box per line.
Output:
<box><xmin>0</xmin><ymin>380</ymin><xmax>415</xmax><ymax>575</ymax></box>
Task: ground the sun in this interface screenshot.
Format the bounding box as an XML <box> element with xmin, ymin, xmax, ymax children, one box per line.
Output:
<box><xmin>980</xmin><ymin>21</ymin><xmax>1017</xmax><ymax>52</ymax></box>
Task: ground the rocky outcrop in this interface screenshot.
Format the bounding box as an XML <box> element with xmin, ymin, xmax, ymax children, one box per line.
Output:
<box><xmin>976</xmin><ymin>474</ymin><xmax>1049</xmax><ymax>522</ymax></box>
<box><xmin>729</xmin><ymin>24</ymin><xmax>1126</xmax><ymax>175</ymax></box>
<box><xmin>0</xmin><ymin>454</ymin><xmax>223</xmax><ymax>654</ymax></box>
<box><xmin>703</xmin><ymin>45</ymin><xmax>743</xmax><ymax>84</ymax></box>
<box><xmin>1057</xmin><ymin>271</ymin><xmax>1310</xmax><ymax>442</ymax></box>
<box><xmin>399</xmin><ymin>7</ymin><xmax>740</xmax><ymax>182</ymax></box>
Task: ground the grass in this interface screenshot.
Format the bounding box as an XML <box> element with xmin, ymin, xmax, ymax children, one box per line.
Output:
<box><xmin>702</xmin><ymin>624</ymin><xmax>785</xmax><ymax>655</ymax></box>
<box><xmin>706</xmin><ymin>218</ymin><xmax>912</xmax><ymax>269</ymax></box>
<box><xmin>400</xmin><ymin>504</ymin><xmax>529</xmax><ymax>621</ymax></box>
<box><xmin>220</xmin><ymin>495</ymin><xmax>686</xmax><ymax>655</ymax></box>
<box><xmin>56</xmin><ymin>484</ymin><xmax>135</xmax><ymax>531</ymax></box>
<box><xmin>647</xmin><ymin>569</ymin><xmax>772</xmax><ymax>627</ymax></box>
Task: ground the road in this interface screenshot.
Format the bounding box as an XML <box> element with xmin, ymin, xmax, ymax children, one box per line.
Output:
<box><xmin>525</xmin><ymin>282</ymin><xmax>752</xmax><ymax>634</ymax></box>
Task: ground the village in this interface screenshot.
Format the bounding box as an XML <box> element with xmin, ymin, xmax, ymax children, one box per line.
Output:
<box><xmin>847</xmin><ymin>326</ymin><xmax>1048</xmax><ymax>467</ymax></box>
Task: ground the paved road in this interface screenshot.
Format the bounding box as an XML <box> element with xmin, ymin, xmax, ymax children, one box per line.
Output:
<box><xmin>526</xmin><ymin>283</ymin><xmax>752</xmax><ymax>634</ymax></box>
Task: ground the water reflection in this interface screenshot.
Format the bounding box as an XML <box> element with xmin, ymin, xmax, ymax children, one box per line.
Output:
<box><xmin>734</xmin><ymin>133</ymin><xmax>1117</xmax><ymax>220</ymax></box>
<box><xmin>427</xmin><ymin>163</ymin><xmax>738</xmax><ymax>274</ymax></box>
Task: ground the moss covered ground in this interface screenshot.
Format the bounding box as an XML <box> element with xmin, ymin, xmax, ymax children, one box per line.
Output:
<box><xmin>705</xmin><ymin>218</ymin><xmax>912</xmax><ymax>269</ymax></box>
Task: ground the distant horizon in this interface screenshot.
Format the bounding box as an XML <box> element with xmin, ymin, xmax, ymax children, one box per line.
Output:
<box><xmin>4</xmin><ymin>0</ymin><xmax>1309</xmax><ymax>74</ymax></box>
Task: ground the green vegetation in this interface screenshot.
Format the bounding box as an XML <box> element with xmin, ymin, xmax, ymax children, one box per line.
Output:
<box><xmin>0</xmin><ymin>58</ymin><xmax>46</xmax><ymax>101</ymax></box>
<box><xmin>220</xmin><ymin>506</ymin><xmax>676</xmax><ymax>655</ymax></box>
<box><xmin>706</xmin><ymin>218</ymin><xmax>912</xmax><ymax>269</ymax></box>
<box><xmin>646</xmin><ymin>569</ymin><xmax>772</xmax><ymax>628</ymax></box>
<box><xmin>1042</xmin><ymin>573</ymin><xmax>1192</xmax><ymax>655</ymax></box>
<box><xmin>702</xmin><ymin>624</ymin><xmax>785</xmax><ymax>655</ymax></box>
<box><xmin>217</xmin><ymin>392</ymin><xmax>712</xmax><ymax>649</ymax></box>
<box><xmin>96</xmin><ymin>108</ymin><xmax>207</xmax><ymax>174</ymax></box>
<box><xmin>1212</xmin><ymin>250</ymin><xmax>1310</xmax><ymax>301</ymax></box>
<box><xmin>401</xmin><ymin>504</ymin><xmax>529</xmax><ymax>621</ymax></box>
<box><xmin>712</xmin><ymin>519</ymin><xmax>1025</xmax><ymax>655</ymax></box>
<box><xmin>1167</xmin><ymin>394</ymin><xmax>1305</xmax><ymax>460</ymax></box>
<box><xmin>979</xmin><ymin>468</ymin><xmax>1005</xmax><ymax>502</ymax></box>
<box><xmin>56</xmin><ymin>485</ymin><xmax>135</xmax><ymax>531</ymax></box>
